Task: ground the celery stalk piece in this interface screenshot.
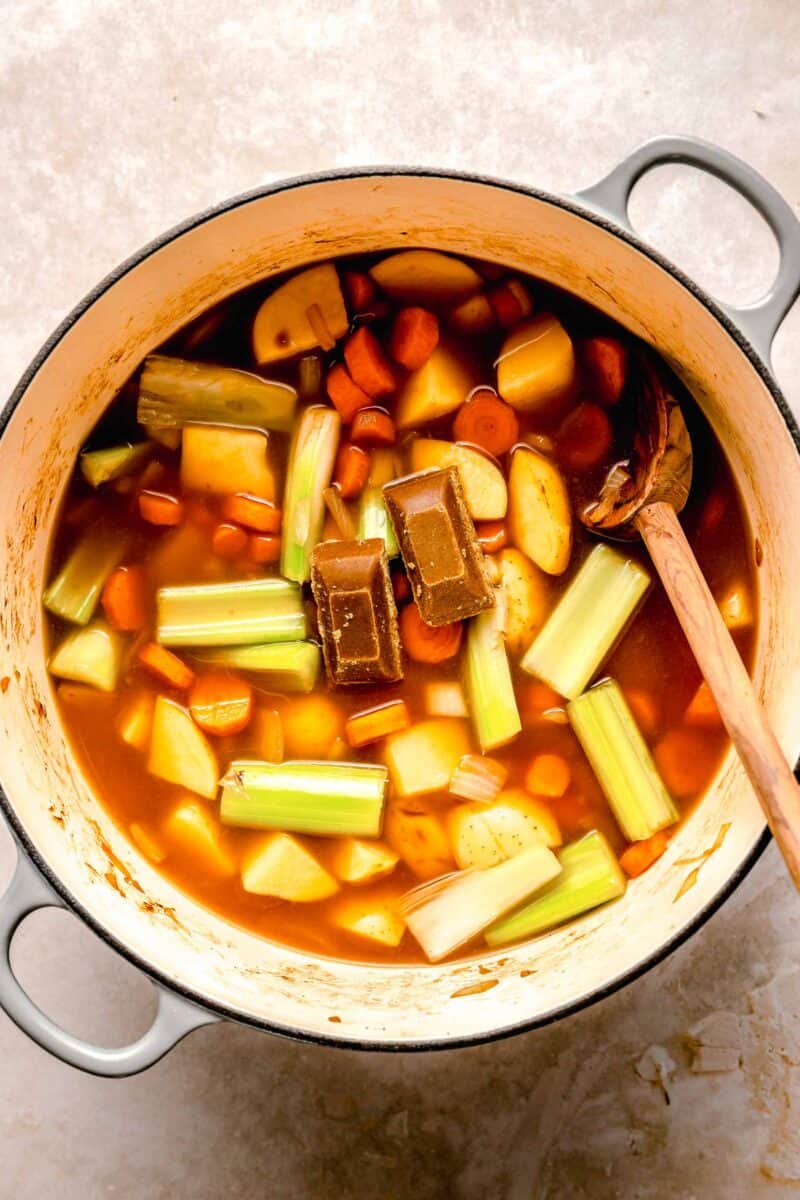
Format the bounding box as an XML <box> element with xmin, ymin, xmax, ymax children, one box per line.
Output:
<box><xmin>485</xmin><ymin>830</ymin><xmax>626</xmax><ymax>946</ymax></box>
<box><xmin>568</xmin><ymin>679</ymin><xmax>679</xmax><ymax>842</ymax></box>
<box><xmin>156</xmin><ymin>578</ymin><xmax>305</xmax><ymax>646</ymax></box>
<box><xmin>521</xmin><ymin>544</ymin><xmax>651</xmax><ymax>700</ymax></box>
<box><xmin>220</xmin><ymin>759</ymin><xmax>389</xmax><ymax>837</ymax></box>
<box><xmin>358</xmin><ymin>487</ymin><xmax>399</xmax><ymax>556</ymax></box>
<box><xmin>80</xmin><ymin>442</ymin><xmax>152</xmax><ymax>488</ymax></box>
<box><xmin>137</xmin><ymin>355</ymin><xmax>297</xmax><ymax>434</ymax></box>
<box><xmin>399</xmin><ymin>841</ymin><xmax>562</xmax><ymax>962</ymax></box>
<box><xmin>190</xmin><ymin>641</ymin><xmax>320</xmax><ymax>693</ymax></box>
<box><xmin>49</xmin><ymin>620</ymin><xmax>124</xmax><ymax>692</ymax></box>
<box><xmin>281</xmin><ymin>406</ymin><xmax>341</xmax><ymax>582</ymax></box>
<box><xmin>464</xmin><ymin>604</ymin><xmax>521</xmax><ymax>752</ymax></box>
<box><xmin>44</xmin><ymin>525</ymin><xmax>127</xmax><ymax>625</ymax></box>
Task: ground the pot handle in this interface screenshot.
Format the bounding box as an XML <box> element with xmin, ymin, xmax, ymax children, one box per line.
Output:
<box><xmin>0</xmin><ymin>838</ymin><xmax>217</xmax><ymax>1077</ymax></box>
<box><xmin>574</xmin><ymin>134</ymin><xmax>800</xmax><ymax>364</ymax></box>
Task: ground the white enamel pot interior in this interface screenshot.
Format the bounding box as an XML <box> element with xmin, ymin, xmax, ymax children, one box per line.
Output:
<box><xmin>2</xmin><ymin>148</ymin><xmax>800</xmax><ymax>1062</ymax></box>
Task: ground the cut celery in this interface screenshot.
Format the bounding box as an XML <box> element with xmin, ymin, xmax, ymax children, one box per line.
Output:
<box><xmin>44</xmin><ymin>525</ymin><xmax>127</xmax><ymax>625</ymax></box>
<box><xmin>49</xmin><ymin>620</ymin><xmax>124</xmax><ymax>692</ymax></box>
<box><xmin>521</xmin><ymin>544</ymin><xmax>651</xmax><ymax>700</ymax></box>
<box><xmin>156</xmin><ymin>578</ymin><xmax>305</xmax><ymax>646</ymax></box>
<box><xmin>220</xmin><ymin>760</ymin><xmax>389</xmax><ymax>837</ymax></box>
<box><xmin>80</xmin><ymin>442</ymin><xmax>152</xmax><ymax>488</ymax></box>
<box><xmin>568</xmin><ymin>679</ymin><xmax>679</xmax><ymax>842</ymax></box>
<box><xmin>190</xmin><ymin>641</ymin><xmax>320</xmax><ymax>692</ymax></box>
<box><xmin>357</xmin><ymin>487</ymin><xmax>399</xmax><ymax>557</ymax></box>
<box><xmin>485</xmin><ymin>830</ymin><xmax>626</xmax><ymax>946</ymax></box>
<box><xmin>281</xmin><ymin>406</ymin><xmax>341</xmax><ymax>582</ymax></box>
<box><xmin>464</xmin><ymin>604</ymin><xmax>521</xmax><ymax>752</ymax></box>
<box><xmin>137</xmin><ymin>355</ymin><xmax>297</xmax><ymax>434</ymax></box>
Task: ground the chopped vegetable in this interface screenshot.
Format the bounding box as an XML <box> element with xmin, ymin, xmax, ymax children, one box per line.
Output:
<box><xmin>453</xmin><ymin>390</ymin><xmax>519</xmax><ymax>457</ymax></box>
<box><xmin>49</xmin><ymin>620</ymin><xmax>124</xmax><ymax>692</ymax></box>
<box><xmin>684</xmin><ymin>680</ymin><xmax>722</xmax><ymax>727</ymax></box>
<box><xmin>181</xmin><ymin>425</ymin><xmax>275</xmax><ymax>499</ymax></box>
<box><xmin>350</xmin><ymin>407</ymin><xmax>396</xmax><ymax>447</ymax></box>
<box><xmin>568</xmin><ymin>679</ymin><xmax>678</xmax><ymax>842</ymax></box>
<box><xmin>424</xmin><ymin>681</ymin><xmax>469</xmax><ymax>718</ymax></box>
<box><xmin>449</xmin><ymin>754</ymin><xmax>508</xmax><ymax>804</ymax></box>
<box><xmin>357</xmin><ymin>486</ymin><xmax>399</xmax><ymax>557</ymax></box>
<box><xmin>521</xmin><ymin>544</ymin><xmax>650</xmax><ymax>698</ymax></box>
<box><xmin>390</xmin><ymin>307</ymin><xmax>440</xmax><ymax>370</ymax></box>
<box><xmin>326</xmin><ymin>363</ymin><xmax>372</xmax><ymax>423</ymax></box>
<box><xmin>384</xmin><ymin>718</ymin><xmax>472</xmax><ymax>798</ymax></box>
<box><xmin>330</xmin><ymin>838</ymin><xmax>399</xmax><ymax>885</ymax></box>
<box><xmin>401</xmin><ymin>841</ymin><xmax>561</xmax><ymax>962</ymax></box>
<box><xmin>220</xmin><ymin>760</ymin><xmax>388</xmax><ymax>837</ymax></box>
<box><xmin>281</xmin><ymin>692</ymin><xmax>345</xmax><ymax>757</ymax></box>
<box><xmin>298</xmin><ymin>353</ymin><xmax>323</xmax><ymax>400</ymax></box>
<box><xmin>251</xmin><ymin>706</ymin><xmax>284</xmax><ymax>762</ymax></box>
<box><xmin>449</xmin><ymin>293</ymin><xmax>496</xmax><ymax>334</ymax></box>
<box><xmin>80</xmin><ymin>442</ymin><xmax>152</xmax><ymax>488</ymax></box>
<box><xmin>508</xmin><ymin>444</ymin><xmax>572</xmax><ymax>575</ymax></box>
<box><xmin>384</xmin><ymin>804</ymin><xmax>455</xmax><ymax>879</ymax></box>
<box><xmin>334</xmin><ymin>443</ymin><xmax>371</xmax><ymax>499</ymax></box>
<box><xmin>497</xmin><ymin>547</ymin><xmax>550</xmax><ymax>656</ymax></box>
<box><xmin>488</xmin><ymin>279</ymin><xmax>533</xmax><ymax>327</ymax></box>
<box><xmin>343</xmin><ymin>270</ymin><xmax>376</xmax><ymax>312</ymax></box>
<box><xmin>369</xmin><ymin>250</ymin><xmax>482</xmax><ymax>309</ymax></box>
<box><xmin>464</xmin><ymin>604</ymin><xmax>521</xmax><ymax>752</ymax></box>
<box><xmin>322</xmin><ymin>484</ymin><xmax>357</xmax><ymax>539</ymax></box>
<box><xmin>408</xmin><ymin>439</ymin><xmax>507</xmax><ymax>521</ymax></box>
<box><xmin>718</xmin><ymin>582</ymin><xmax>754</xmax><ymax>630</ymax></box>
<box><xmin>148</xmin><ymin>696</ymin><xmax>218</xmax><ymax>798</ymax></box>
<box><xmin>344</xmin><ymin>326</ymin><xmax>396</xmax><ymax>398</ymax></box>
<box><xmin>475</xmin><ymin>521</ymin><xmax>508</xmax><ymax>554</ymax></box>
<box><xmin>190</xmin><ymin>641</ymin><xmax>320</xmax><ymax>693</ymax></box>
<box><xmin>117</xmin><ymin>689</ymin><xmax>155</xmax><ymax>750</ymax></box>
<box><xmin>241</xmin><ymin>832</ymin><xmax>338</xmax><ymax>899</ymax></box>
<box><xmin>619</xmin><ymin>830</ymin><xmax>670</xmax><ymax>878</ymax></box>
<box><xmin>189</xmin><ymin>672</ymin><xmax>253</xmax><ymax>737</ymax></box>
<box><xmin>345</xmin><ymin>700</ymin><xmax>411</xmax><ymax>748</ymax></box>
<box><xmin>525</xmin><ymin>753</ymin><xmax>571</xmax><ymax>798</ymax></box>
<box><xmin>252</xmin><ymin>263</ymin><xmax>348</xmax><ymax>364</ymax></box>
<box><xmin>332</xmin><ymin>900</ymin><xmax>405</xmax><ymax>947</ymax></box>
<box><xmin>497</xmin><ymin>314</ymin><xmax>576</xmax><ymax>415</ymax></box>
<box><xmin>138</xmin><ymin>642</ymin><xmax>195</xmax><ymax>690</ymax></box>
<box><xmin>557</xmin><ymin>403</ymin><xmax>613</xmax><ymax>472</ymax></box>
<box><xmin>447</xmin><ymin>789</ymin><xmax>561</xmax><ymax>869</ymax></box>
<box><xmin>653</xmin><ymin>728</ymin><xmax>719</xmax><ymax>798</ymax></box>
<box><xmin>281</xmin><ymin>406</ymin><xmax>341</xmax><ymax>583</ymax></box>
<box><xmin>391</xmin><ymin>568</ymin><xmax>411</xmax><ymax>604</ymax></box>
<box><xmin>211</xmin><ymin>522</ymin><xmax>247</xmax><ymax>559</ymax></box>
<box><xmin>139</xmin><ymin>490</ymin><xmax>184</xmax><ymax>526</ymax></box>
<box><xmin>623</xmin><ymin>687</ymin><xmax>660</xmax><ymax>737</ymax></box>
<box><xmin>129</xmin><ymin>820</ymin><xmax>167</xmax><ymax>864</ymax></box>
<box><xmin>138</xmin><ymin>355</ymin><xmax>297</xmax><ymax>433</ymax></box>
<box><xmin>581</xmin><ymin>337</ymin><xmax>628</xmax><ymax>406</ymax></box>
<box><xmin>400</xmin><ymin>603</ymin><xmax>463</xmax><ymax>664</ymax></box>
<box><xmin>44</xmin><ymin>525</ymin><xmax>127</xmax><ymax>625</ymax></box>
<box><xmin>486</xmin><ymin>830</ymin><xmax>625</xmax><ymax>946</ymax></box>
<box><xmin>163</xmin><ymin>801</ymin><xmax>236</xmax><ymax>877</ymax></box>
<box><xmin>157</xmin><ymin>578</ymin><xmax>305</xmax><ymax>647</ymax></box>
<box><xmin>220</xmin><ymin>493</ymin><xmax>282</xmax><ymax>533</ymax></box>
<box><xmin>395</xmin><ymin>343</ymin><xmax>476</xmax><ymax>429</ymax></box>
<box><xmin>249</xmin><ymin>534</ymin><xmax>281</xmax><ymax>564</ymax></box>
<box><xmin>101</xmin><ymin>565</ymin><xmax>149</xmax><ymax>632</ymax></box>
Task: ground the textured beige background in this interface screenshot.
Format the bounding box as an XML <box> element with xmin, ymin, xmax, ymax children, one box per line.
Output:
<box><xmin>2</xmin><ymin>1</ymin><xmax>800</xmax><ymax>1196</ymax></box>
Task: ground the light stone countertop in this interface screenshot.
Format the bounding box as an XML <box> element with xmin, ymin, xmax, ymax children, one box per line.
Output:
<box><xmin>1</xmin><ymin>2</ymin><xmax>800</xmax><ymax>1196</ymax></box>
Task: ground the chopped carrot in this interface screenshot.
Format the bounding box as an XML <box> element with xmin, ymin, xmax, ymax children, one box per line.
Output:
<box><xmin>684</xmin><ymin>680</ymin><xmax>722</xmax><ymax>728</ymax></box>
<box><xmin>521</xmin><ymin>681</ymin><xmax>563</xmax><ymax>713</ymax></box>
<box><xmin>101</xmin><ymin>565</ymin><xmax>148</xmax><ymax>632</ymax></box>
<box><xmin>525</xmin><ymin>753</ymin><xmax>571</xmax><ymax>798</ymax></box>
<box><xmin>453</xmin><ymin>392</ymin><xmax>519</xmax><ymax>457</ymax></box>
<box><xmin>549</xmin><ymin>791</ymin><xmax>590</xmax><ymax>834</ymax></box>
<box><xmin>623</xmin><ymin>688</ymin><xmax>660</xmax><ymax>737</ymax></box>
<box><xmin>557</xmin><ymin>403</ymin><xmax>613</xmax><ymax>471</ymax></box>
<box><xmin>189</xmin><ymin>671</ymin><xmax>253</xmax><ymax>737</ymax></box>
<box><xmin>344</xmin><ymin>270</ymin><xmax>377</xmax><ymax>312</ymax></box>
<box><xmin>389</xmin><ymin>307</ymin><xmax>440</xmax><ymax>370</ymax></box>
<box><xmin>252</xmin><ymin>706</ymin><xmax>284</xmax><ymax>762</ymax></box>
<box><xmin>475</xmin><ymin>521</ymin><xmax>508</xmax><ymax>553</ymax></box>
<box><xmin>699</xmin><ymin>490</ymin><xmax>726</xmax><ymax>533</ymax></box>
<box><xmin>139</xmin><ymin>490</ymin><xmax>184</xmax><ymax>526</ymax></box>
<box><xmin>350</xmin><ymin>407</ymin><xmax>396</xmax><ymax>447</ymax></box>
<box><xmin>654</xmin><ymin>728</ymin><xmax>718</xmax><ymax>798</ymax></box>
<box><xmin>326</xmin><ymin>363</ymin><xmax>372</xmax><ymax>423</ymax></box>
<box><xmin>391</xmin><ymin>568</ymin><xmax>412</xmax><ymax>605</ymax></box>
<box><xmin>138</xmin><ymin>642</ymin><xmax>195</xmax><ymax>690</ymax></box>
<box><xmin>184</xmin><ymin>497</ymin><xmax>215</xmax><ymax>529</ymax></box>
<box><xmin>221</xmin><ymin>493</ymin><xmax>281</xmax><ymax>533</ymax></box>
<box><xmin>305</xmin><ymin>303</ymin><xmax>335</xmax><ymax>351</ymax></box>
<box><xmin>488</xmin><ymin>279</ymin><xmax>532</xmax><ymax>328</ymax></box>
<box><xmin>399</xmin><ymin>603</ymin><xmax>462</xmax><ymax>663</ymax></box>
<box><xmin>344</xmin><ymin>326</ymin><xmax>396</xmax><ymax>398</ymax></box>
<box><xmin>211</xmin><ymin>522</ymin><xmax>248</xmax><ymax>559</ymax></box>
<box><xmin>334</xmin><ymin>443</ymin><xmax>371</xmax><ymax>499</ymax></box>
<box><xmin>619</xmin><ymin>831</ymin><xmax>670</xmax><ymax>878</ymax></box>
<box><xmin>449</xmin><ymin>293</ymin><xmax>496</xmax><ymax>334</ymax></box>
<box><xmin>345</xmin><ymin>699</ymin><xmax>411</xmax><ymax>748</ymax></box>
<box><xmin>582</xmin><ymin>337</ymin><xmax>628</xmax><ymax>405</ymax></box>
<box><xmin>249</xmin><ymin>533</ymin><xmax>281</xmax><ymax>564</ymax></box>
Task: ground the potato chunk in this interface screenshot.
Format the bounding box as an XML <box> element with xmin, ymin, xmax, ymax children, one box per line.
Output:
<box><xmin>180</xmin><ymin>426</ymin><xmax>275</xmax><ymax>499</ymax></box>
<box><xmin>252</xmin><ymin>263</ymin><xmax>348</xmax><ymax>364</ymax></box>
<box><xmin>508</xmin><ymin>445</ymin><xmax>572</xmax><ymax>575</ymax></box>
<box><xmin>395</xmin><ymin>343</ymin><xmax>476</xmax><ymax>429</ymax></box>
<box><xmin>148</xmin><ymin>696</ymin><xmax>219</xmax><ymax>799</ymax></box>
<box><xmin>497</xmin><ymin>314</ymin><xmax>575</xmax><ymax>415</ymax></box>
<box><xmin>409</xmin><ymin>439</ymin><xmax>507</xmax><ymax>520</ymax></box>
<box><xmin>333</xmin><ymin>899</ymin><xmax>406</xmax><ymax>947</ymax></box>
<box><xmin>330</xmin><ymin>838</ymin><xmax>399</xmax><ymax>885</ymax></box>
<box><xmin>497</xmin><ymin>548</ymin><xmax>551</xmax><ymax>655</ymax></box>
<box><xmin>447</xmin><ymin>789</ymin><xmax>562</xmax><ymax>870</ymax></box>
<box><xmin>241</xmin><ymin>832</ymin><xmax>339</xmax><ymax>900</ymax></box>
<box><xmin>164</xmin><ymin>800</ymin><xmax>236</xmax><ymax>877</ymax></box>
<box><xmin>369</xmin><ymin>250</ymin><xmax>481</xmax><ymax>309</ymax></box>
<box><xmin>384</xmin><ymin>718</ymin><xmax>472</xmax><ymax>798</ymax></box>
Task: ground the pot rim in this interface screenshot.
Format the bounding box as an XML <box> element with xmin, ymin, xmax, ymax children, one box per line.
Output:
<box><xmin>0</xmin><ymin>164</ymin><xmax>792</xmax><ymax>1052</ymax></box>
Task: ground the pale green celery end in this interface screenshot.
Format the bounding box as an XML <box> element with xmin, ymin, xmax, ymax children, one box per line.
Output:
<box><xmin>521</xmin><ymin>544</ymin><xmax>651</xmax><ymax>700</ymax></box>
<box><xmin>568</xmin><ymin>679</ymin><xmax>678</xmax><ymax>842</ymax></box>
<box><xmin>156</xmin><ymin>579</ymin><xmax>305</xmax><ymax>646</ymax></box>
<box><xmin>220</xmin><ymin>760</ymin><xmax>388</xmax><ymax>836</ymax></box>
<box><xmin>465</xmin><ymin>607</ymin><xmax>521</xmax><ymax>752</ymax></box>
<box><xmin>281</xmin><ymin>409</ymin><xmax>340</xmax><ymax>583</ymax></box>
<box><xmin>43</xmin><ymin>529</ymin><xmax>126</xmax><ymax>625</ymax></box>
<box><xmin>358</xmin><ymin>489</ymin><xmax>399</xmax><ymax>557</ymax></box>
<box><xmin>191</xmin><ymin>641</ymin><xmax>321</xmax><ymax>692</ymax></box>
<box><xmin>485</xmin><ymin>831</ymin><xmax>626</xmax><ymax>945</ymax></box>
<box><xmin>80</xmin><ymin>443</ymin><xmax>151</xmax><ymax>488</ymax></box>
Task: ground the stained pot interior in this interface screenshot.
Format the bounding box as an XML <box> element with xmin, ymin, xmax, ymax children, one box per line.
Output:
<box><xmin>1</xmin><ymin>174</ymin><xmax>799</xmax><ymax>1046</ymax></box>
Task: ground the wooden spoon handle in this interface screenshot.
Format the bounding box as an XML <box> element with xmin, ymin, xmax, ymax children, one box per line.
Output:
<box><xmin>635</xmin><ymin>499</ymin><xmax>800</xmax><ymax>889</ymax></box>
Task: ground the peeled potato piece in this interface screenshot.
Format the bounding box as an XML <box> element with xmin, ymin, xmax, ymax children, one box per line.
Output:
<box><xmin>447</xmin><ymin>790</ymin><xmax>562</xmax><ymax>870</ymax></box>
<box><xmin>384</xmin><ymin>718</ymin><xmax>472</xmax><ymax>799</ymax></box>
<box><xmin>497</xmin><ymin>548</ymin><xmax>551</xmax><ymax>655</ymax></box>
<box><xmin>409</xmin><ymin>439</ymin><xmax>507</xmax><ymax>521</ymax></box>
<box><xmin>508</xmin><ymin>445</ymin><xmax>572</xmax><ymax>575</ymax></box>
<box><xmin>395</xmin><ymin>343</ymin><xmax>477</xmax><ymax>429</ymax></box>
<box><xmin>241</xmin><ymin>832</ymin><xmax>339</xmax><ymax>900</ymax></box>
<box><xmin>252</xmin><ymin>263</ymin><xmax>348</xmax><ymax>364</ymax></box>
<box><xmin>385</xmin><ymin>804</ymin><xmax>455</xmax><ymax>880</ymax></box>
<box><xmin>330</xmin><ymin>837</ymin><xmax>399</xmax><ymax>885</ymax></box>
<box><xmin>369</xmin><ymin>250</ymin><xmax>482</xmax><ymax>309</ymax></box>
<box><xmin>148</xmin><ymin>696</ymin><xmax>219</xmax><ymax>799</ymax></box>
<box><xmin>497</xmin><ymin>314</ymin><xmax>576</xmax><ymax>415</ymax></box>
<box><xmin>181</xmin><ymin>425</ymin><xmax>275</xmax><ymax>500</ymax></box>
<box><xmin>333</xmin><ymin>898</ymin><xmax>406</xmax><ymax>947</ymax></box>
<box><xmin>164</xmin><ymin>800</ymin><xmax>236</xmax><ymax>877</ymax></box>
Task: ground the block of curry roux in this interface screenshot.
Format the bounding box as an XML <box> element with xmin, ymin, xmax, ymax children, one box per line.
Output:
<box><xmin>310</xmin><ymin>538</ymin><xmax>403</xmax><ymax>686</ymax></box>
<box><xmin>383</xmin><ymin>466</ymin><xmax>495</xmax><ymax>626</ymax></box>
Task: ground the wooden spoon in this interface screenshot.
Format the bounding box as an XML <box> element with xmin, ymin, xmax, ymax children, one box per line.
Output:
<box><xmin>582</xmin><ymin>350</ymin><xmax>800</xmax><ymax>888</ymax></box>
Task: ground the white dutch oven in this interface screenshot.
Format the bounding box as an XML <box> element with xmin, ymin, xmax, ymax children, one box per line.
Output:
<box><xmin>1</xmin><ymin>136</ymin><xmax>799</xmax><ymax>1076</ymax></box>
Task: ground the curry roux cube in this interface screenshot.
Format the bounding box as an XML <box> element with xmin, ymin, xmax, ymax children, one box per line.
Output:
<box><xmin>311</xmin><ymin>538</ymin><xmax>403</xmax><ymax>686</ymax></box>
<box><xmin>383</xmin><ymin>467</ymin><xmax>495</xmax><ymax>626</ymax></box>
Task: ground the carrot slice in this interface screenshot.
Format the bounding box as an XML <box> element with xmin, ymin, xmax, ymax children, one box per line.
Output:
<box><xmin>344</xmin><ymin>326</ymin><xmax>396</xmax><ymax>398</ymax></box>
<box><xmin>221</xmin><ymin>493</ymin><xmax>282</xmax><ymax>533</ymax></box>
<box><xmin>389</xmin><ymin>307</ymin><xmax>440</xmax><ymax>370</ymax></box>
<box><xmin>343</xmin><ymin>270</ymin><xmax>377</xmax><ymax>312</ymax></box>
<box><xmin>582</xmin><ymin>337</ymin><xmax>628</xmax><ymax>405</ymax></box>
<box><xmin>345</xmin><ymin>699</ymin><xmax>411</xmax><ymax>748</ymax></box>
<box><xmin>350</xmin><ymin>407</ymin><xmax>396</xmax><ymax>447</ymax></box>
<box><xmin>391</xmin><ymin>568</ymin><xmax>412</xmax><ymax>605</ymax></box>
<box><xmin>654</xmin><ymin>728</ymin><xmax>717</xmax><ymax>798</ymax></box>
<box><xmin>557</xmin><ymin>403</ymin><xmax>613</xmax><ymax>471</ymax></box>
<box><xmin>453</xmin><ymin>392</ymin><xmax>519</xmax><ymax>456</ymax></box>
<box><xmin>334</xmin><ymin>443</ymin><xmax>371</xmax><ymax>499</ymax></box>
<box><xmin>619</xmin><ymin>830</ymin><xmax>670</xmax><ymax>878</ymax></box>
<box><xmin>326</xmin><ymin>363</ymin><xmax>372</xmax><ymax>423</ymax></box>
<box><xmin>525</xmin><ymin>753</ymin><xmax>571</xmax><ymax>797</ymax></box>
<box><xmin>488</xmin><ymin>279</ymin><xmax>532</xmax><ymax>328</ymax></box>
<box><xmin>139</xmin><ymin>490</ymin><xmax>184</xmax><ymax>526</ymax></box>
<box><xmin>101</xmin><ymin>565</ymin><xmax>148</xmax><ymax>632</ymax></box>
<box><xmin>189</xmin><ymin>671</ymin><xmax>253</xmax><ymax>737</ymax></box>
<box><xmin>684</xmin><ymin>680</ymin><xmax>722</xmax><ymax>728</ymax></box>
<box><xmin>212</xmin><ymin>522</ymin><xmax>248</xmax><ymax>559</ymax></box>
<box><xmin>249</xmin><ymin>533</ymin><xmax>281</xmax><ymax>564</ymax></box>
<box><xmin>138</xmin><ymin>642</ymin><xmax>195</xmax><ymax>690</ymax></box>
<box><xmin>475</xmin><ymin>521</ymin><xmax>508</xmax><ymax>553</ymax></box>
<box><xmin>399</xmin><ymin>603</ymin><xmax>462</xmax><ymax>663</ymax></box>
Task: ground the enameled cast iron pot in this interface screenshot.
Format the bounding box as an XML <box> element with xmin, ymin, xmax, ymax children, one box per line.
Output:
<box><xmin>1</xmin><ymin>135</ymin><xmax>799</xmax><ymax>1077</ymax></box>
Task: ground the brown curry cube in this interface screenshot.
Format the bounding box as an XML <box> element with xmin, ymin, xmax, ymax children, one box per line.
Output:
<box><xmin>383</xmin><ymin>467</ymin><xmax>495</xmax><ymax>626</ymax></box>
<box><xmin>311</xmin><ymin>538</ymin><xmax>403</xmax><ymax>686</ymax></box>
